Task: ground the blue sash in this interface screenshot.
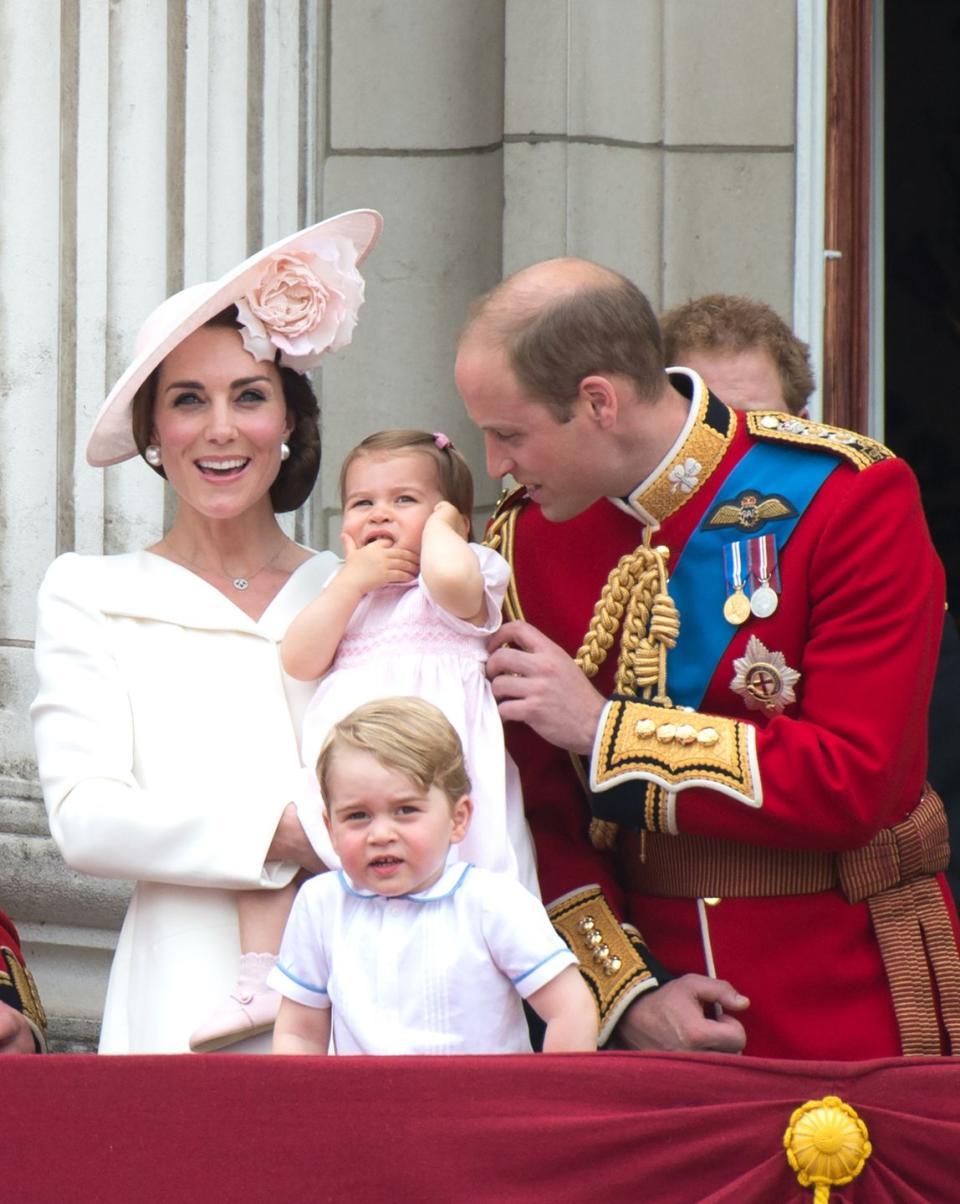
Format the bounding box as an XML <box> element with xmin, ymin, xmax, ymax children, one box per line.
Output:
<box><xmin>666</xmin><ymin>442</ymin><xmax>837</xmax><ymax>708</ymax></box>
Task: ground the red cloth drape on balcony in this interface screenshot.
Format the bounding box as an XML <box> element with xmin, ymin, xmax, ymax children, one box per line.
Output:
<box><xmin>7</xmin><ymin>1052</ymin><xmax>959</xmax><ymax>1202</ymax></box>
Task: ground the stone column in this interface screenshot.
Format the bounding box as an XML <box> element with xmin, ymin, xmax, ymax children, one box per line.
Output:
<box><xmin>0</xmin><ymin>0</ymin><xmax>328</xmax><ymax>1050</ymax></box>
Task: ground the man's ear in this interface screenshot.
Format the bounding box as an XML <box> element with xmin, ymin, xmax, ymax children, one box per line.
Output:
<box><xmin>578</xmin><ymin>375</ymin><xmax>619</xmax><ymax>427</ymax></box>
<box><xmin>449</xmin><ymin>795</ymin><xmax>474</xmax><ymax>845</ymax></box>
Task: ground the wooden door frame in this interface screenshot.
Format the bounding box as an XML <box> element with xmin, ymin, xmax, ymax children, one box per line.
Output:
<box><xmin>822</xmin><ymin>0</ymin><xmax>874</xmax><ymax>432</ymax></box>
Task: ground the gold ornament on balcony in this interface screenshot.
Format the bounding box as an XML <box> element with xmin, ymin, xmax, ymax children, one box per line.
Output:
<box><xmin>783</xmin><ymin>1095</ymin><xmax>872</xmax><ymax>1202</ymax></box>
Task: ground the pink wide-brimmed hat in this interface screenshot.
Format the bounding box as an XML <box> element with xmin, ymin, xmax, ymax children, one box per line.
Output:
<box><xmin>86</xmin><ymin>208</ymin><xmax>383</xmax><ymax>466</ymax></box>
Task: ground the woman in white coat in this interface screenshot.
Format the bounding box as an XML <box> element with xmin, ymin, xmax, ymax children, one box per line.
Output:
<box><xmin>31</xmin><ymin>211</ymin><xmax>382</xmax><ymax>1053</ymax></box>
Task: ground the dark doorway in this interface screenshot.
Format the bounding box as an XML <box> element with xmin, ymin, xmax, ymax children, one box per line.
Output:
<box><xmin>885</xmin><ymin>1</ymin><xmax>960</xmax><ymax>904</ymax></box>
<box><xmin>884</xmin><ymin>1</ymin><xmax>960</xmax><ymax>623</ymax></box>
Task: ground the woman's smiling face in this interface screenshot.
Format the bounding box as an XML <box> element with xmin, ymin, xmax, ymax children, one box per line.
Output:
<box><xmin>151</xmin><ymin>323</ymin><xmax>292</xmax><ymax>521</ymax></box>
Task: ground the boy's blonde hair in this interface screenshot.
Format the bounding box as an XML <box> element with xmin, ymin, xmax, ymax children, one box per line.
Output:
<box><xmin>318</xmin><ymin>696</ymin><xmax>471</xmax><ymax>811</ymax></box>
<box><xmin>339</xmin><ymin>429</ymin><xmax>476</xmax><ymax>540</ymax></box>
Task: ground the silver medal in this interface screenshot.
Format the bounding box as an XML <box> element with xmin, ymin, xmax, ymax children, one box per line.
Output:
<box><xmin>750</xmin><ymin>583</ymin><xmax>778</xmax><ymax>618</ymax></box>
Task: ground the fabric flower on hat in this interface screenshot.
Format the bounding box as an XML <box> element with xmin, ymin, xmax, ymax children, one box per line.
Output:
<box><xmin>236</xmin><ymin>234</ymin><xmax>365</xmax><ymax>373</ymax></box>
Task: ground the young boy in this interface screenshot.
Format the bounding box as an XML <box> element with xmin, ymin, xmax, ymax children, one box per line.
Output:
<box><xmin>270</xmin><ymin>697</ymin><xmax>598</xmax><ymax>1055</ymax></box>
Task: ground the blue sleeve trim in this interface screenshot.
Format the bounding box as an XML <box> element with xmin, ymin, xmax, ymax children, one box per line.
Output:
<box><xmin>512</xmin><ymin>945</ymin><xmax>567</xmax><ymax>986</ymax></box>
<box><xmin>275</xmin><ymin>962</ymin><xmax>328</xmax><ymax>995</ymax></box>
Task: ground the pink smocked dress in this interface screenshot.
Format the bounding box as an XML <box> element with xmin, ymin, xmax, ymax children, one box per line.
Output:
<box><xmin>299</xmin><ymin>544</ymin><xmax>537</xmax><ymax>892</ymax></box>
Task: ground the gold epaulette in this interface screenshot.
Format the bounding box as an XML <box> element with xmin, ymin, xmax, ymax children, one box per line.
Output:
<box><xmin>745</xmin><ymin>412</ymin><xmax>894</xmax><ymax>471</ymax></box>
<box><xmin>548</xmin><ymin>885</ymin><xmax>657</xmax><ymax>1044</ymax></box>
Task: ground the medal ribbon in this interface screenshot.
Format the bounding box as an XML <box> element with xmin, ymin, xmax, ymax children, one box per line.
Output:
<box><xmin>666</xmin><ymin>441</ymin><xmax>838</xmax><ymax>708</ymax></box>
<box><xmin>722</xmin><ymin>541</ymin><xmax>747</xmax><ymax>595</ymax></box>
<box><xmin>747</xmin><ymin>533</ymin><xmax>780</xmax><ymax>593</ymax></box>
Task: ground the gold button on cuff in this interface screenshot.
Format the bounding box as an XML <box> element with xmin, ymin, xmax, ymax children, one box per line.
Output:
<box><xmin>632</xmin><ymin>715</ymin><xmax>723</xmax><ymax>748</ymax></box>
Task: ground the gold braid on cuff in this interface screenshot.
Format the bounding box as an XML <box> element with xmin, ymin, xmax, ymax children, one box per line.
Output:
<box><xmin>547</xmin><ymin>885</ymin><xmax>658</xmax><ymax>1044</ymax></box>
<box><xmin>591</xmin><ymin>698</ymin><xmax>760</xmax><ymax>812</ymax></box>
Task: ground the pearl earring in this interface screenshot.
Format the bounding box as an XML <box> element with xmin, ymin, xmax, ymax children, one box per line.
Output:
<box><xmin>145</xmin><ymin>445</ymin><xmax>162</xmax><ymax>467</ymax></box>
<box><xmin>280</xmin><ymin>442</ymin><xmax>290</xmax><ymax>462</ymax></box>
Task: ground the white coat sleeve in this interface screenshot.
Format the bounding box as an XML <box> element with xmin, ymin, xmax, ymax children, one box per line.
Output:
<box><xmin>31</xmin><ymin>555</ymin><xmax>298</xmax><ymax>890</ymax></box>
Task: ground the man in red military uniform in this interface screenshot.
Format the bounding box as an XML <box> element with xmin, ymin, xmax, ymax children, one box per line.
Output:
<box><xmin>0</xmin><ymin>908</ymin><xmax>46</xmax><ymax>1053</ymax></box>
<box><xmin>455</xmin><ymin>258</ymin><xmax>960</xmax><ymax>1058</ymax></box>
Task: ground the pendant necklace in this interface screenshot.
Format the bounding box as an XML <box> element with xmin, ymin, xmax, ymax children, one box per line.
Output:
<box><xmin>160</xmin><ymin>538</ymin><xmax>290</xmax><ymax>591</ymax></box>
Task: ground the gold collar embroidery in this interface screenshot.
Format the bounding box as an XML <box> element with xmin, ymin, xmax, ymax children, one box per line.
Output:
<box><xmin>610</xmin><ymin>369</ymin><xmax>737</xmax><ymax>530</ymax></box>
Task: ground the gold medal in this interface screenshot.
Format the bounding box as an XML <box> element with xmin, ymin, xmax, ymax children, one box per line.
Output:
<box><xmin>723</xmin><ymin>587</ymin><xmax>751</xmax><ymax>625</ymax></box>
<box><xmin>722</xmin><ymin>541</ymin><xmax>751</xmax><ymax>625</ymax></box>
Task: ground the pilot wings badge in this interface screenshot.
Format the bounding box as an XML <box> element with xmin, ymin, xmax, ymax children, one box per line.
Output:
<box><xmin>705</xmin><ymin>489</ymin><xmax>797</xmax><ymax>533</ymax></box>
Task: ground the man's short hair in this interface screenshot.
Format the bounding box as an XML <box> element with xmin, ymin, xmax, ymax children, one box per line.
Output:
<box><xmin>317</xmin><ymin>696</ymin><xmax>471</xmax><ymax>812</ymax></box>
<box><xmin>465</xmin><ymin>268</ymin><xmax>665</xmax><ymax>420</ymax></box>
<box><xmin>660</xmin><ymin>293</ymin><xmax>815</xmax><ymax>416</ymax></box>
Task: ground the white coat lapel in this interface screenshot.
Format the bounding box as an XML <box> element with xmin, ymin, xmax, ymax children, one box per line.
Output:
<box><xmin>97</xmin><ymin>549</ymin><xmax>339</xmax><ymax>637</ymax></box>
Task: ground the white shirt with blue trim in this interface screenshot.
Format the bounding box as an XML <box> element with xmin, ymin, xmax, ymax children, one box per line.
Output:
<box><xmin>268</xmin><ymin>861</ymin><xmax>577</xmax><ymax>1054</ymax></box>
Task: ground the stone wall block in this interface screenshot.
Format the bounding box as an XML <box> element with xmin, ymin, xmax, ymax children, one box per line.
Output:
<box><xmin>569</xmin><ymin>0</ymin><xmax>662</xmax><ymax>142</ymax></box>
<box><xmin>663</xmin><ymin>151</ymin><xmax>795</xmax><ymax>320</ymax></box>
<box><xmin>566</xmin><ymin>144</ymin><xmax>663</xmax><ymax>305</ymax></box>
<box><xmin>20</xmin><ymin>922</ymin><xmax>117</xmax><ymax>1034</ymax></box>
<box><xmin>331</xmin><ymin>0</ymin><xmax>505</xmax><ymax>149</ymax></box>
<box><xmin>664</xmin><ymin>0</ymin><xmax>795</xmax><ymax>146</ymax></box>
<box><xmin>0</xmin><ymin>830</ymin><xmax>130</xmax><ymax>930</ymax></box>
<box><xmin>316</xmin><ymin>150</ymin><xmax>505</xmax><ymax>534</ymax></box>
<box><xmin>505</xmin><ymin>0</ymin><xmax>568</xmax><ymax>134</ymax></box>
<box><xmin>0</xmin><ymin>648</ymin><xmax>38</xmax><ymax>789</ymax></box>
<box><xmin>503</xmin><ymin>141</ymin><xmax>570</xmax><ymax>275</ymax></box>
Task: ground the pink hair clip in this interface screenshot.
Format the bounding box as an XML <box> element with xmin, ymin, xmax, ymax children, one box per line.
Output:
<box><xmin>433</xmin><ymin>432</ymin><xmax>452</xmax><ymax>450</ymax></box>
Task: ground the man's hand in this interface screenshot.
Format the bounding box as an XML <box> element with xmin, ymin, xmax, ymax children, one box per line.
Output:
<box><xmin>614</xmin><ymin>975</ymin><xmax>749</xmax><ymax>1053</ymax></box>
<box><xmin>340</xmin><ymin>532</ymin><xmax>419</xmax><ymax>595</ymax></box>
<box><xmin>486</xmin><ymin>620</ymin><xmax>606</xmax><ymax>754</ymax></box>
<box><xmin>0</xmin><ymin>1001</ymin><xmax>37</xmax><ymax>1054</ymax></box>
